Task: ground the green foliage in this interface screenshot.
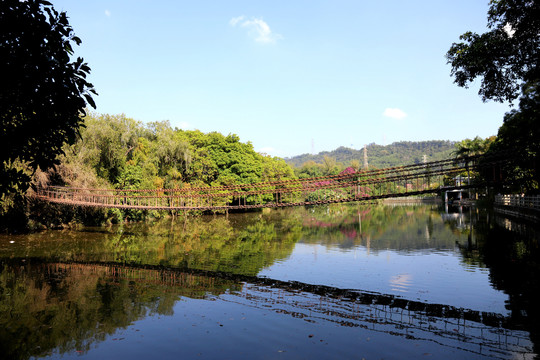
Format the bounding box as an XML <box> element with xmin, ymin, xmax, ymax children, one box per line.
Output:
<box><xmin>296</xmin><ymin>160</ymin><xmax>325</xmax><ymax>179</ymax></box>
<box><xmin>1</xmin><ymin>108</ymin><xmax>299</xmax><ymax>230</ymax></box>
<box><xmin>483</xmin><ymin>82</ymin><xmax>540</xmax><ymax>193</ymax></box>
<box><xmin>184</xmin><ymin>131</ymin><xmax>263</xmax><ymax>186</ymax></box>
<box><xmin>451</xmin><ymin>136</ymin><xmax>496</xmax><ymax>186</ymax></box>
<box><xmin>0</xmin><ymin>0</ymin><xmax>96</xmax><ymax>197</ymax></box>
<box><xmin>453</xmin><ymin>136</ymin><xmax>495</xmax><ymax>159</ymax></box>
<box><xmin>0</xmin><ymin>160</ymin><xmax>33</xmax><ymax>232</ymax></box>
<box><xmin>69</xmin><ymin>113</ymin><xmax>143</xmax><ymax>184</ymax></box>
<box><xmin>152</xmin><ymin>124</ymin><xmax>191</xmax><ymax>187</ymax></box>
<box><xmin>447</xmin><ymin>2</ymin><xmax>539</xmax><ymax>194</ymax></box>
<box><xmin>260</xmin><ymin>155</ymin><xmax>295</xmax><ymax>182</ymax></box>
<box><xmin>322</xmin><ymin>155</ymin><xmax>339</xmax><ymax>175</ymax></box>
<box><xmin>45</xmin><ymin>113</ymin><xmax>298</xmax><ymax>223</ymax></box>
<box><xmin>306</xmin><ymin>189</ymin><xmax>347</xmax><ymax>202</ymax></box>
<box><xmin>446</xmin><ymin>0</ymin><xmax>540</xmax><ymax>103</ymax></box>
<box><xmin>106</xmin><ymin>208</ymin><xmax>124</xmax><ymax>224</ymax></box>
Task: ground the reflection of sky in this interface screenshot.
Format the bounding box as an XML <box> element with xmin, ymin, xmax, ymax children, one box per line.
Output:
<box><xmin>258</xmin><ymin>243</ymin><xmax>509</xmax><ymax>315</ymax></box>
<box><xmin>389</xmin><ymin>273</ymin><xmax>412</xmax><ymax>293</ymax></box>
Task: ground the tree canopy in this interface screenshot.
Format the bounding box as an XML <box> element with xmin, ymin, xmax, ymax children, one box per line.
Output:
<box><xmin>447</xmin><ymin>1</ymin><xmax>540</xmax><ymax>193</ymax></box>
<box><xmin>54</xmin><ymin>113</ymin><xmax>296</xmax><ymax>191</ymax></box>
<box><xmin>446</xmin><ymin>0</ymin><xmax>540</xmax><ymax>103</ymax></box>
<box><xmin>0</xmin><ymin>0</ymin><xmax>96</xmax><ymax>198</ymax></box>
<box><xmin>486</xmin><ymin>82</ymin><xmax>540</xmax><ymax>192</ymax></box>
<box><xmin>452</xmin><ymin>136</ymin><xmax>495</xmax><ymax>159</ymax></box>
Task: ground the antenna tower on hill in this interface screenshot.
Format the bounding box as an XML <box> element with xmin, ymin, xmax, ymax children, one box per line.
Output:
<box><xmin>363</xmin><ymin>144</ymin><xmax>368</xmax><ymax>169</ymax></box>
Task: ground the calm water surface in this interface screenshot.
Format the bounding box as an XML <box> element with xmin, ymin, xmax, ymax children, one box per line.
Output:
<box><xmin>1</xmin><ymin>204</ymin><xmax>539</xmax><ymax>359</ymax></box>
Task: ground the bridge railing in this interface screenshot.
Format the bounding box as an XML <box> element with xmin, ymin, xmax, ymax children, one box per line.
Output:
<box><xmin>494</xmin><ymin>194</ymin><xmax>540</xmax><ymax>210</ymax></box>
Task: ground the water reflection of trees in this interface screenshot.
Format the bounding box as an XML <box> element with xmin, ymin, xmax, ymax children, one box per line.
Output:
<box><xmin>2</xmin><ymin>205</ymin><xmax>478</xmax><ymax>274</ymax></box>
<box><xmin>2</xmin><ymin>206</ymin><xmax>538</xmax><ymax>359</ymax></box>
<box><xmin>455</xmin><ymin>209</ymin><xmax>540</xmax><ymax>357</ymax></box>
<box><xmin>301</xmin><ymin>204</ymin><xmax>468</xmax><ymax>251</ymax></box>
<box><xmin>0</xmin><ymin>260</ymin><xmax>534</xmax><ymax>360</ymax></box>
<box><xmin>0</xmin><ymin>260</ymin><xmax>239</xmax><ymax>360</ymax></box>
<box><xmin>1</xmin><ymin>211</ymin><xmax>303</xmax><ymax>276</ymax></box>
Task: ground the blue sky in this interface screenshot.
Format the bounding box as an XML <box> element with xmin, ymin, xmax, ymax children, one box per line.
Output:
<box><xmin>53</xmin><ymin>0</ymin><xmax>512</xmax><ymax>158</ymax></box>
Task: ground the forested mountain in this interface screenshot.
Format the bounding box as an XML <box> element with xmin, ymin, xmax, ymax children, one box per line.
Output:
<box><xmin>286</xmin><ymin>141</ymin><xmax>455</xmax><ymax>170</ymax></box>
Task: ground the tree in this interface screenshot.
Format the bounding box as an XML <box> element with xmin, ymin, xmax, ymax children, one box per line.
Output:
<box><xmin>452</xmin><ymin>136</ymin><xmax>495</xmax><ymax>190</ymax></box>
<box><xmin>453</xmin><ymin>136</ymin><xmax>494</xmax><ymax>159</ymax></box>
<box><xmin>296</xmin><ymin>160</ymin><xmax>324</xmax><ymax>179</ymax></box>
<box><xmin>261</xmin><ymin>156</ymin><xmax>295</xmax><ymax>183</ymax></box>
<box><xmin>348</xmin><ymin>159</ymin><xmax>361</xmax><ymax>172</ymax></box>
<box><xmin>63</xmin><ymin>113</ymin><xmax>140</xmax><ymax>184</ymax></box>
<box><xmin>322</xmin><ymin>155</ymin><xmax>338</xmax><ymax>175</ymax></box>
<box><xmin>484</xmin><ymin>81</ymin><xmax>540</xmax><ymax>193</ymax></box>
<box><xmin>153</xmin><ymin>126</ymin><xmax>191</xmax><ymax>179</ymax></box>
<box><xmin>0</xmin><ymin>0</ymin><xmax>96</xmax><ymax>198</ymax></box>
<box><xmin>446</xmin><ymin>0</ymin><xmax>540</xmax><ymax>103</ymax></box>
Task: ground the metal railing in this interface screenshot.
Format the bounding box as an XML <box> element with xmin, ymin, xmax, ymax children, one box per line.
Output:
<box><xmin>494</xmin><ymin>194</ymin><xmax>540</xmax><ymax>210</ymax></box>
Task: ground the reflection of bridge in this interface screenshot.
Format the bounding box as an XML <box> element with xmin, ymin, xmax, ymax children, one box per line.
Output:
<box><xmin>50</xmin><ymin>261</ymin><xmax>534</xmax><ymax>359</ymax></box>
<box><xmin>34</xmin><ymin>155</ymin><xmax>504</xmax><ymax>211</ymax></box>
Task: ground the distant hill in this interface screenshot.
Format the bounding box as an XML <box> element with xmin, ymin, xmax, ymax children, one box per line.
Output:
<box><xmin>285</xmin><ymin>140</ymin><xmax>456</xmax><ymax>169</ymax></box>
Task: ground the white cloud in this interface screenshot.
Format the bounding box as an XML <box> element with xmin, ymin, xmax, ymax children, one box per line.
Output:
<box><xmin>230</xmin><ymin>15</ymin><xmax>281</xmax><ymax>44</ymax></box>
<box><xmin>229</xmin><ymin>16</ymin><xmax>245</xmax><ymax>26</ymax></box>
<box><xmin>105</xmin><ymin>9</ymin><xmax>111</xmax><ymax>17</ymax></box>
<box><xmin>383</xmin><ymin>108</ymin><xmax>407</xmax><ymax>120</ymax></box>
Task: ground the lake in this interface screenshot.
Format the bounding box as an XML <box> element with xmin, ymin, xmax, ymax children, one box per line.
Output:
<box><xmin>1</xmin><ymin>203</ymin><xmax>538</xmax><ymax>359</ymax></box>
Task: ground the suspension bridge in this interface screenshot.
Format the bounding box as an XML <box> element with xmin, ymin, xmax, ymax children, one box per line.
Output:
<box><xmin>34</xmin><ymin>155</ymin><xmax>504</xmax><ymax>211</ymax></box>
